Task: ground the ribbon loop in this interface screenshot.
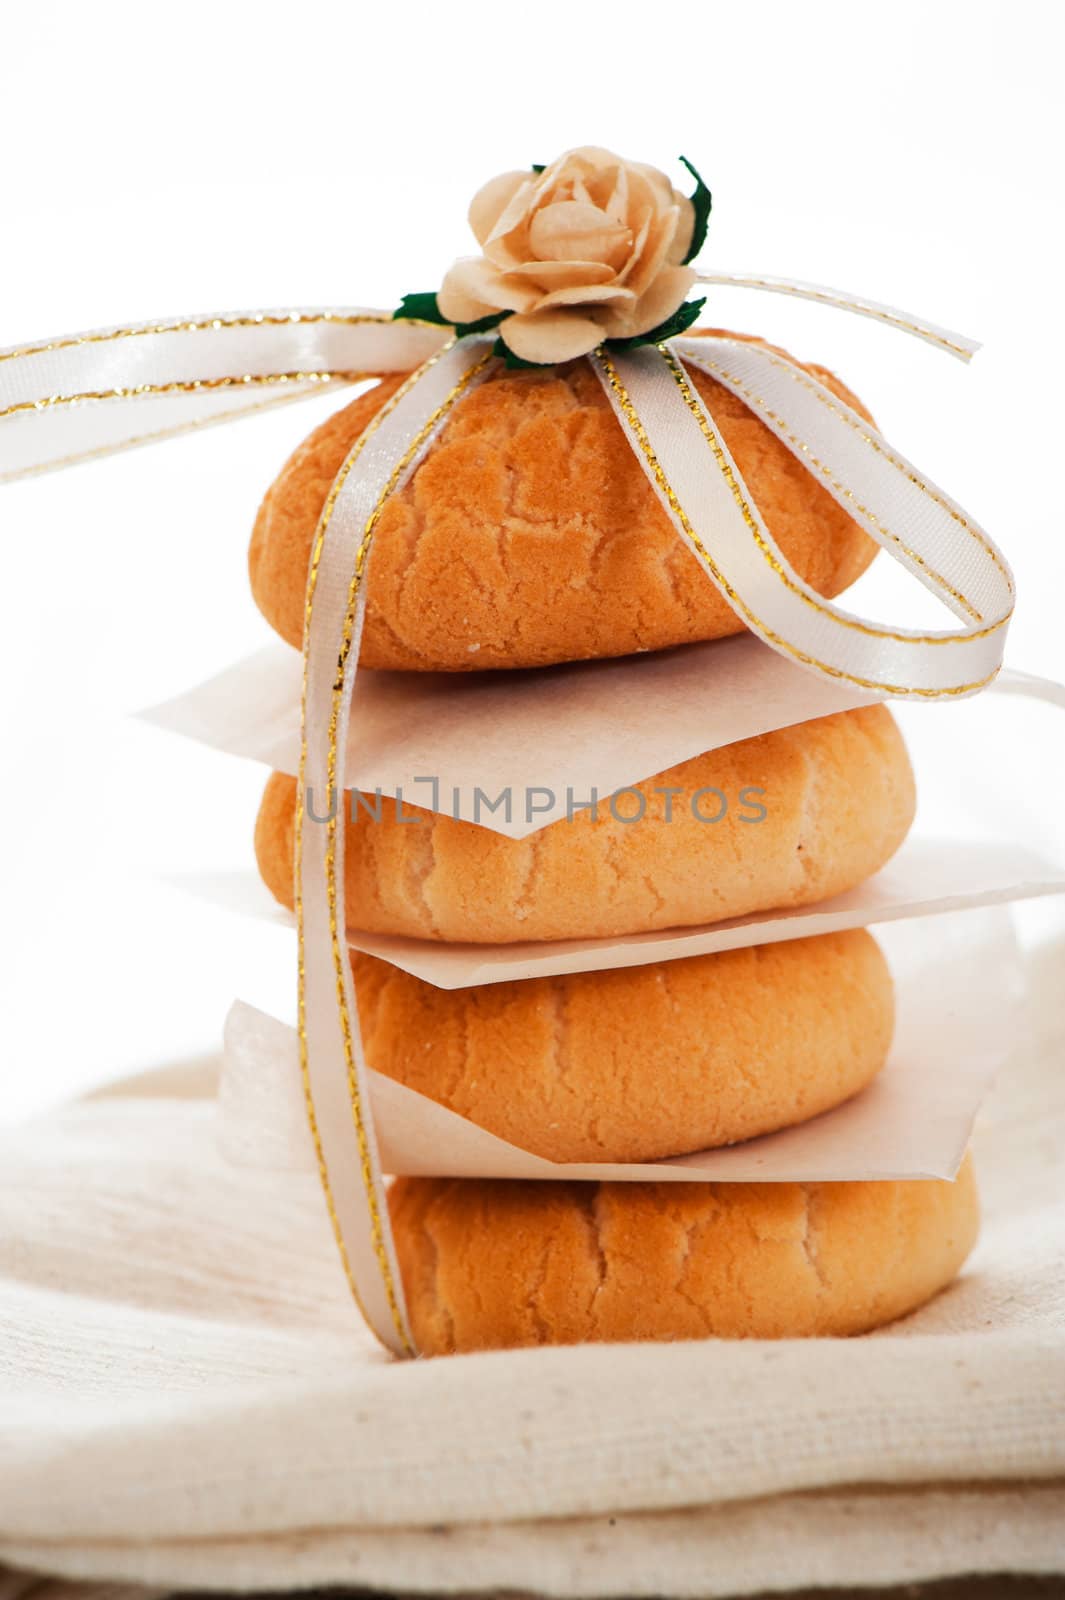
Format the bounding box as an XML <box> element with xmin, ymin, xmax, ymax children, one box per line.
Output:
<box><xmin>674</xmin><ymin>335</ymin><xmax>1014</xmax><ymax>625</ymax></box>
<box><xmin>591</xmin><ymin>342</ymin><xmax>1012</xmax><ymax>699</ymax></box>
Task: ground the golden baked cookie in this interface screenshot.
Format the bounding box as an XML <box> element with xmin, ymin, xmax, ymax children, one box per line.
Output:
<box><xmin>389</xmin><ymin>1155</ymin><xmax>979</xmax><ymax>1353</ymax></box>
<box><xmin>254</xmin><ymin>705</ymin><xmax>915</xmax><ymax>944</ymax></box>
<box><xmin>248</xmin><ymin>331</ymin><xmax>878</xmax><ymax>671</ymax></box>
<box><xmin>354</xmin><ymin>929</ymin><xmax>893</xmax><ymax>1163</ymax></box>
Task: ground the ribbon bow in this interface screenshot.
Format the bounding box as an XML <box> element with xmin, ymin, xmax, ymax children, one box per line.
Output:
<box><xmin>0</xmin><ymin>275</ymin><xmax>1015</xmax><ymax>1355</ymax></box>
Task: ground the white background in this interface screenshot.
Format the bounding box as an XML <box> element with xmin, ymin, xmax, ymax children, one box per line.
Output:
<box><xmin>0</xmin><ymin>0</ymin><xmax>1062</xmax><ymax>1121</ymax></box>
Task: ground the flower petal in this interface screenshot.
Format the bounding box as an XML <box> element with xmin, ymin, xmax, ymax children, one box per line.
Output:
<box><xmin>619</xmin><ymin>205</ymin><xmax>676</xmax><ymax>297</ymax></box>
<box><xmin>561</xmin><ymin>145</ymin><xmax>626</xmax><ymax>172</ymax></box>
<box><xmin>534</xmin><ymin>147</ymin><xmax>621</xmax><ymax>209</ymax></box>
<box><xmin>484</xmin><ymin>226</ymin><xmax>532</xmax><ymax>270</ymax></box>
<box><xmin>438</xmin><ymin>258</ymin><xmax>539</xmax><ymax>321</ymax></box>
<box><xmin>623</xmin><ymin>166</ymin><xmax>664</xmax><ymax>217</ymax></box>
<box><xmin>469</xmin><ymin>170</ymin><xmax>532</xmax><ymax>246</ymax></box>
<box><xmin>436</xmin><ymin>274</ymin><xmax>497</xmax><ymax>325</ymax></box>
<box><xmin>484</xmin><ymin>175</ymin><xmax>538</xmax><ymax>246</ymax></box>
<box><xmin>615</xmin><ymin>205</ymin><xmax>651</xmax><ymax>286</ymax></box>
<box><xmin>501</xmin><ymin>309</ymin><xmax>606</xmax><ymax>364</ymax></box>
<box><xmin>507</xmin><ymin>260</ymin><xmax>615</xmax><ymax>290</ymax></box>
<box><xmin>631</xmin><ymin>160</ymin><xmax>675</xmax><ymax>207</ymax></box>
<box><xmin>597</xmin><ymin>264</ymin><xmax>696</xmax><ymax>338</ymax></box>
<box><xmin>668</xmin><ymin>192</ymin><xmax>697</xmax><ymax>264</ymax></box>
<box><xmin>585</xmin><ymin>160</ymin><xmax>626</xmax><ymax>219</ymax></box>
<box><xmin>535</xmin><ymin>282</ymin><xmax>636</xmax><ymax>311</ymax></box>
<box><xmin>528</xmin><ymin>200</ymin><xmax>632</xmax><ymax>267</ymax></box>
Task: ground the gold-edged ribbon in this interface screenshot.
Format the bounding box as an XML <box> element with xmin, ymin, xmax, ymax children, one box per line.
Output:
<box><xmin>295</xmin><ymin>337</ymin><xmax>496</xmax><ymax>1353</ymax></box>
<box><xmin>0</xmin><ymin>278</ymin><xmax>1015</xmax><ymax>1355</ymax></box>
<box><xmin>692</xmin><ymin>272</ymin><xmax>981</xmax><ymax>362</ymax></box>
<box><xmin>590</xmin><ymin>335</ymin><xmax>1013</xmax><ymax>699</ymax></box>
<box><xmin>0</xmin><ymin>310</ymin><xmax>450</xmax><ymax>481</ymax></box>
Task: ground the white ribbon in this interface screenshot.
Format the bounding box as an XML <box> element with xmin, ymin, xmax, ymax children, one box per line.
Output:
<box><xmin>296</xmin><ymin>336</ymin><xmax>496</xmax><ymax>1354</ymax></box>
<box><xmin>588</xmin><ymin>337</ymin><xmax>1013</xmax><ymax>699</ymax></box>
<box><xmin>0</xmin><ymin>278</ymin><xmax>1017</xmax><ymax>1354</ymax></box>
<box><xmin>0</xmin><ymin>310</ymin><xmax>449</xmax><ymax>481</ymax></box>
<box><xmin>694</xmin><ymin>272</ymin><xmax>981</xmax><ymax>361</ymax></box>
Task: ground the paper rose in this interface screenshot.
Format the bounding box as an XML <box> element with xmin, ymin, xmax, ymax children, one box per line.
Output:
<box><xmin>395</xmin><ymin>147</ymin><xmax>711</xmax><ymax>365</ymax></box>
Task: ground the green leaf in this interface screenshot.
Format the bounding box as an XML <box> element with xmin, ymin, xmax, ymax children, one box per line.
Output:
<box><xmin>392</xmin><ymin>292</ymin><xmax>450</xmax><ymax>325</ymax></box>
<box><xmin>531</xmin><ymin>163</ymin><xmax>545</xmax><ymax>174</ymax></box>
<box><xmin>678</xmin><ymin>155</ymin><xmax>712</xmax><ymax>264</ymax></box>
<box><xmin>492</xmin><ymin>335</ymin><xmax>539</xmax><ymax>369</ymax></box>
<box><xmin>607</xmin><ymin>296</ymin><xmax>706</xmax><ymax>350</ymax></box>
<box><xmin>393</xmin><ymin>295</ymin><xmax>507</xmax><ymax>340</ymax></box>
<box><xmin>452</xmin><ymin>310</ymin><xmax>507</xmax><ymax>337</ymax></box>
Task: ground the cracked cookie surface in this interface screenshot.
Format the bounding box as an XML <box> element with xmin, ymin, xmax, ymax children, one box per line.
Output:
<box><xmin>248</xmin><ymin>331</ymin><xmax>879</xmax><ymax>671</ymax></box>
<box><xmin>390</xmin><ymin>1155</ymin><xmax>979</xmax><ymax>1352</ymax></box>
<box><xmin>253</xmin><ymin>705</ymin><xmax>915</xmax><ymax>944</ymax></box>
<box><xmin>353</xmin><ymin>929</ymin><xmax>893</xmax><ymax>1163</ymax></box>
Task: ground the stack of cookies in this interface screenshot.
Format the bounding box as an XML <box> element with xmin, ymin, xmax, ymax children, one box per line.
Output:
<box><xmin>249</xmin><ymin>340</ymin><xmax>979</xmax><ymax>1355</ymax></box>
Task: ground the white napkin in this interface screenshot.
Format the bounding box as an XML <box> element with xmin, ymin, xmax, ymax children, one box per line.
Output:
<box><xmin>1</xmin><ymin>936</ymin><xmax>1063</xmax><ymax>1597</ymax></box>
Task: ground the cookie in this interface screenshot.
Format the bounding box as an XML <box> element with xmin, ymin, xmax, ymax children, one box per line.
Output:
<box><xmin>389</xmin><ymin>1156</ymin><xmax>979</xmax><ymax>1353</ymax></box>
<box><xmin>354</xmin><ymin>929</ymin><xmax>893</xmax><ymax>1162</ymax></box>
<box><xmin>248</xmin><ymin>331</ymin><xmax>878</xmax><ymax>670</ymax></box>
